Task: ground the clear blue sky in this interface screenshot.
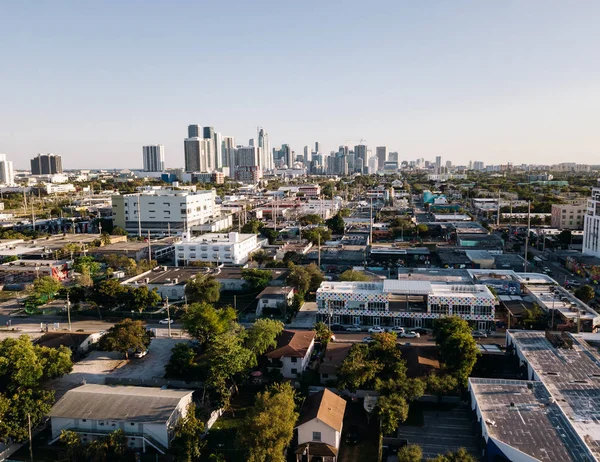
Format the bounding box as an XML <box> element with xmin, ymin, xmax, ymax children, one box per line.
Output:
<box><xmin>1</xmin><ymin>1</ymin><xmax>599</xmax><ymax>169</ymax></box>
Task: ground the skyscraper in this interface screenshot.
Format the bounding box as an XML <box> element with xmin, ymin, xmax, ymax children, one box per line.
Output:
<box><xmin>303</xmin><ymin>145</ymin><xmax>311</xmax><ymax>164</ymax></box>
<box><xmin>314</xmin><ymin>142</ymin><xmax>320</xmax><ymax>153</ymax></box>
<box><xmin>583</xmin><ymin>182</ymin><xmax>600</xmax><ymax>258</ymax></box>
<box><xmin>376</xmin><ymin>147</ymin><xmax>387</xmax><ymax>171</ymax></box>
<box><xmin>233</xmin><ymin>146</ymin><xmax>262</xmax><ymax>182</ymax></box>
<box><xmin>184</xmin><ymin>136</ymin><xmax>210</xmax><ymax>172</ymax></box>
<box><xmin>354</xmin><ymin>145</ymin><xmax>367</xmax><ymax>172</ymax></box>
<box><xmin>257</xmin><ymin>128</ymin><xmax>271</xmax><ymax>171</ymax></box>
<box><xmin>281</xmin><ymin>144</ymin><xmax>292</xmax><ymax>168</ymax></box>
<box><xmin>30</xmin><ymin>154</ymin><xmax>62</xmax><ymax>174</ymax></box>
<box><xmin>142</xmin><ymin>145</ymin><xmax>165</xmax><ymax>172</ymax></box>
<box><xmin>388</xmin><ymin>151</ymin><xmax>399</xmax><ymax>162</ymax></box>
<box><xmin>188</xmin><ymin>124</ymin><xmax>200</xmax><ymax>138</ymax></box>
<box><xmin>222</xmin><ymin>136</ymin><xmax>235</xmax><ymax>169</ymax></box>
<box><xmin>0</xmin><ymin>154</ymin><xmax>14</xmax><ymax>186</ymax></box>
<box><xmin>203</xmin><ymin>127</ymin><xmax>216</xmax><ymax>171</ymax></box>
<box><xmin>435</xmin><ymin>156</ymin><xmax>442</xmax><ymax>173</ymax></box>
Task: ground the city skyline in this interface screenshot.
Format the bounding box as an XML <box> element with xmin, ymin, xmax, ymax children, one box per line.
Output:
<box><xmin>2</xmin><ymin>1</ymin><xmax>600</xmax><ymax>169</ymax></box>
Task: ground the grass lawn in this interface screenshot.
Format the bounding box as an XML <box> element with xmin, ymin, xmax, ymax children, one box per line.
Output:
<box><xmin>201</xmin><ymin>389</ymin><xmax>258</xmax><ymax>462</ymax></box>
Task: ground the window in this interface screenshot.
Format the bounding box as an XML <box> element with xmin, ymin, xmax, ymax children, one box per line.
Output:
<box><xmin>330</xmin><ymin>300</ymin><xmax>345</xmax><ymax>310</ymax></box>
<box><xmin>291</xmin><ymin>368</ymin><xmax>298</xmax><ymax>375</ymax></box>
<box><xmin>181</xmin><ymin>209</ymin><xmax>187</xmax><ymax>215</ymax></box>
<box><xmin>312</xmin><ymin>432</ymin><xmax>322</xmax><ymax>442</ymax></box>
<box><xmin>453</xmin><ymin>305</ymin><xmax>471</xmax><ymax>316</ymax></box>
<box><xmin>322</xmin><ymin>373</ymin><xmax>329</xmax><ymax>378</ymax></box>
<box><xmin>367</xmin><ymin>301</ymin><xmax>386</xmax><ymax>311</ymax></box>
<box><xmin>291</xmin><ymin>357</ymin><xmax>298</xmax><ymax>363</ymax></box>
<box><xmin>474</xmin><ymin>306</ymin><xmax>492</xmax><ymax>316</ymax></box>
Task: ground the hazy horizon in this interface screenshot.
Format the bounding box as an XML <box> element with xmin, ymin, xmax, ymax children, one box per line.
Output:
<box><xmin>2</xmin><ymin>1</ymin><xmax>600</xmax><ymax>169</ymax></box>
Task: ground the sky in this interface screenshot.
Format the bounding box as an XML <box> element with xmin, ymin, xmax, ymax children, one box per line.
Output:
<box><xmin>1</xmin><ymin>1</ymin><xmax>600</xmax><ymax>169</ymax></box>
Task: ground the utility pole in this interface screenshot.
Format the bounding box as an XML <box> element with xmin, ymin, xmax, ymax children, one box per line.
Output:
<box><xmin>496</xmin><ymin>189</ymin><xmax>501</xmax><ymax>228</ymax></box>
<box><xmin>369</xmin><ymin>197</ymin><xmax>373</xmax><ymax>244</ymax></box>
<box><xmin>66</xmin><ymin>292</ymin><xmax>72</xmax><ymax>332</ymax></box>
<box><xmin>147</xmin><ymin>229</ymin><xmax>152</xmax><ymax>262</ymax></box>
<box><xmin>317</xmin><ymin>232</ymin><xmax>321</xmax><ymax>269</ymax></box>
<box><xmin>137</xmin><ymin>193</ymin><xmax>142</xmax><ymax>238</ymax></box>
<box><xmin>524</xmin><ymin>200</ymin><xmax>531</xmax><ymax>273</ymax></box>
<box><xmin>165</xmin><ymin>296</ymin><xmax>172</xmax><ymax>338</ymax></box>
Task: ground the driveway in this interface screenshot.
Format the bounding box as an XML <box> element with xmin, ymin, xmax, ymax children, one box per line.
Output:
<box><xmin>108</xmin><ymin>337</ymin><xmax>187</xmax><ymax>381</ymax></box>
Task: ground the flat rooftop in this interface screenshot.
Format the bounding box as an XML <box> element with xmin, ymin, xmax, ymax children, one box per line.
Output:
<box><xmin>317</xmin><ymin>281</ymin><xmax>384</xmax><ymax>294</ymax></box>
<box><xmin>397</xmin><ymin>268</ymin><xmax>473</xmax><ymax>284</ymax></box>
<box><xmin>470</xmin><ymin>378</ymin><xmax>590</xmax><ymax>462</ymax></box>
<box><xmin>508</xmin><ymin>330</ymin><xmax>600</xmax><ymax>459</ymax></box>
<box><xmin>525</xmin><ymin>285</ymin><xmax>599</xmax><ymax>322</ymax></box>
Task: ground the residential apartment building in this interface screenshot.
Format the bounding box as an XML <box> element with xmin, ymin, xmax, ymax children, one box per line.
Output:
<box><xmin>583</xmin><ymin>184</ymin><xmax>600</xmax><ymax>258</ymax></box>
<box><xmin>316</xmin><ymin>279</ymin><xmax>496</xmax><ymax>330</ymax></box>
<box><xmin>174</xmin><ymin>231</ymin><xmax>264</xmax><ymax>266</ymax></box>
<box><xmin>551</xmin><ymin>202</ymin><xmax>586</xmax><ymax>230</ymax></box>
<box><xmin>376</xmin><ymin>146</ymin><xmax>387</xmax><ymax>171</ymax></box>
<box><xmin>31</xmin><ymin>153</ymin><xmax>63</xmax><ymax>174</ymax></box>
<box><xmin>142</xmin><ymin>145</ymin><xmax>165</xmax><ymax>172</ymax></box>
<box><xmin>0</xmin><ymin>154</ymin><xmax>14</xmax><ymax>185</ymax></box>
<box><xmin>111</xmin><ymin>188</ymin><xmax>217</xmax><ymax>235</ymax></box>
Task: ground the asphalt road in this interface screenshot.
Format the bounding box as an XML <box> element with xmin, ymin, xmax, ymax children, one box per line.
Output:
<box><xmin>333</xmin><ymin>332</ymin><xmax>504</xmax><ymax>345</ymax></box>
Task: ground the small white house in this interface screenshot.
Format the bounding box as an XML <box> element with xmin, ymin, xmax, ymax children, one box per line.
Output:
<box><xmin>48</xmin><ymin>384</ymin><xmax>193</xmax><ymax>454</ymax></box>
<box><xmin>255</xmin><ymin>286</ymin><xmax>295</xmax><ymax>316</ymax></box>
<box><xmin>266</xmin><ymin>330</ymin><xmax>315</xmax><ymax>379</ymax></box>
<box><xmin>295</xmin><ymin>389</ymin><xmax>347</xmax><ymax>462</ymax></box>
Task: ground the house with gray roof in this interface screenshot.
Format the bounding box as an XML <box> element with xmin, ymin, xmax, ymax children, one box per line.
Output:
<box><xmin>49</xmin><ymin>384</ymin><xmax>193</xmax><ymax>454</ymax></box>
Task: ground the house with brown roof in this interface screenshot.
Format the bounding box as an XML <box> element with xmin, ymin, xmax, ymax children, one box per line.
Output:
<box><xmin>294</xmin><ymin>389</ymin><xmax>347</xmax><ymax>462</ymax></box>
<box><xmin>319</xmin><ymin>342</ymin><xmax>353</xmax><ymax>384</ymax></box>
<box><xmin>266</xmin><ymin>329</ymin><xmax>315</xmax><ymax>378</ymax></box>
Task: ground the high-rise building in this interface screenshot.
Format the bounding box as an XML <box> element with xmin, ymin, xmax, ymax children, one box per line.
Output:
<box><xmin>0</xmin><ymin>154</ymin><xmax>14</xmax><ymax>185</ymax></box>
<box><xmin>257</xmin><ymin>128</ymin><xmax>271</xmax><ymax>171</ymax></box>
<box><xmin>376</xmin><ymin>147</ymin><xmax>387</xmax><ymax>171</ymax></box>
<box><xmin>142</xmin><ymin>145</ymin><xmax>165</xmax><ymax>172</ymax></box>
<box><xmin>30</xmin><ymin>154</ymin><xmax>63</xmax><ymax>175</ymax></box>
<box><xmin>281</xmin><ymin>144</ymin><xmax>292</xmax><ymax>168</ymax></box>
<box><xmin>232</xmin><ymin>146</ymin><xmax>262</xmax><ymax>182</ymax></box>
<box><xmin>202</xmin><ymin>127</ymin><xmax>216</xmax><ymax>171</ymax></box>
<box><xmin>303</xmin><ymin>145</ymin><xmax>311</xmax><ymax>164</ymax></box>
<box><xmin>188</xmin><ymin>125</ymin><xmax>200</xmax><ymax>138</ymax></box>
<box><xmin>435</xmin><ymin>156</ymin><xmax>442</xmax><ymax>174</ymax></box>
<box><xmin>213</xmin><ymin>132</ymin><xmax>223</xmax><ymax>169</ymax></box>
<box><xmin>314</xmin><ymin>142</ymin><xmax>320</xmax><ymax>153</ymax></box>
<box><xmin>388</xmin><ymin>151</ymin><xmax>398</xmax><ymax>162</ymax></box>
<box><xmin>184</xmin><ymin>136</ymin><xmax>210</xmax><ymax>172</ymax></box>
<box><xmin>473</xmin><ymin>161</ymin><xmax>485</xmax><ymax>171</ymax></box>
<box><xmin>222</xmin><ymin>136</ymin><xmax>235</xmax><ymax>169</ymax></box>
<box><xmin>583</xmin><ymin>183</ymin><xmax>600</xmax><ymax>258</ymax></box>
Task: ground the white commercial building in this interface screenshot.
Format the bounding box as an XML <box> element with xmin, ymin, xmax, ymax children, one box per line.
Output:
<box><xmin>583</xmin><ymin>184</ymin><xmax>600</xmax><ymax>258</ymax></box>
<box><xmin>111</xmin><ymin>188</ymin><xmax>218</xmax><ymax>236</ymax></box>
<box><xmin>174</xmin><ymin>231</ymin><xmax>264</xmax><ymax>266</ymax></box>
<box><xmin>142</xmin><ymin>145</ymin><xmax>165</xmax><ymax>172</ymax></box>
<box><xmin>551</xmin><ymin>202</ymin><xmax>587</xmax><ymax>230</ymax></box>
<box><xmin>316</xmin><ymin>279</ymin><xmax>496</xmax><ymax>330</ymax></box>
<box><xmin>0</xmin><ymin>154</ymin><xmax>14</xmax><ymax>185</ymax></box>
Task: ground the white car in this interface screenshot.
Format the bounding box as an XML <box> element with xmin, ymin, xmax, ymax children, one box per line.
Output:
<box><xmin>134</xmin><ymin>349</ymin><xmax>148</xmax><ymax>358</ymax></box>
<box><xmin>345</xmin><ymin>325</ymin><xmax>362</xmax><ymax>332</ymax></box>
<box><xmin>401</xmin><ymin>331</ymin><xmax>420</xmax><ymax>338</ymax></box>
<box><xmin>368</xmin><ymin>326</ymin><xmax>385</xmax><ymax>334</ymax></box>
<box><xmin>388</xmin><ymin>326</ymin><xmax>405</xmax><ymax>334</ymax></box>
<box><xmin>158</xmin><ymin>318</ymin><xmax>173</xmax><ymax>325</ymax></box>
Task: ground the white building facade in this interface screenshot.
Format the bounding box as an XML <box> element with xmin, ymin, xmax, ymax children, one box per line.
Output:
<box><xmin>0</xmin><ymin>154</ymin><xmax>14</xmax><ymax>185</ymax></box>
<box><xmin>174</xmin><ymin>231</ymin><xmax>264</xmax><ymax>266</ymax></box>
<box><xmin>583</xmin><ymin>185</ymin><xmax>600</xmax><ymax>258</ymax></box>
<box><xmin>111</xmin><ymin>188</ymin><xmax>217</xmax><ymax>235</ymax></box>
<box><xmin>142</xmin><ymin>145</ymin><xmax>165</xmax><ymax>172</ymax></box>
<box><xmin>316</xmin><ymin>280</ymin><xmax>496</xmax><ymax>330</ymax></box>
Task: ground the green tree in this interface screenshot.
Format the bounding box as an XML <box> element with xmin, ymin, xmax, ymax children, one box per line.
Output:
<box><xmin>314</xmin><ymin>321</ymin><xmax>333</xmax><ymax>348</ymax></box>
<box><xmin>377</xmin><ymin>393</ymin><xmax>409</xmax><ymax>435</ymax></box>
<box><xmin>575</xmin><ymin>285</ymin><xmax>596</xmax><ymax>303</ymax></box>
<box><xmin>241</xmin><ymin>219</ymin><xmax>264</xmax><ymax>234</ymax></box>
<box><xmin>73</xmin><ymin>256</ymin><xmax>101</xmax><ymax>277</ymax></box>
<box><xmin>522</xmin><ymin>303</ymin><xmax>546</xmax><ymax>328</ymax></box>
<box><xmin>96</xmin><ymin>278</ymin><xmax>126</xmax><ymax>303</ymax></box>
<box><xmin>250</xmin><ymin>249</ymin><xmax>271</xmax><ymax>267</ymax></box>
<box><xmin>302</xmin><ymin>227</ymin><xmax>332</xmax><ymax>245</ymax></box>
<box><xmin>337</xmin><ymin>344</ymin><xmax>383</xmax><ymax>391</ymax></box>
<box><xmin>557</xmin><ymin>230</ymin><xmax>573</xmax><ymax>248</ymax></box>
<box><xmin>100</xmin><ymin>232</ymin><xmax>112</xmax><ymax>245</ymax></box>
<box><xmin>128</xmin><ymin>286</ymin><xmax>162</xmax><ymax>312</ymax></box>
<box><xmin>182</xmin><ymin>303</ymin><xmax>237</xmax><ymax>346</ymax></box>
<box><xmin>245</xmin><ymin>319</ymin><xmax>284</xmax><ymax>356</ymax></box>
<box><xmin>171</xmin><ymin>403</ymin><xmax>206</xmax><ymax>462</ymax></box>
<box><xmin>416</xmin><ymin>223</ymin><xmax>429</xmax><ymax>237</ymax></box>
<box><xmin>165</xmin><ymin>343</ymin><xmax>202</xmax><ymax>380</ymax></box>
<box><xmin>397</xmin><ymin>444</ymin><xmax>423</xmax><ymax>462</ymax></box>
<box><xmin>262</xmin><ymin>228</ymin><xmax>279</xmax><ymax>245</ymax></box>
<box><xmin>286</xmin><ymin>263</ymin><xmax>323</xmax><ymax>296</ymax></box>
<box><xmin>111</xmin><ymin>226</ymin><xmax>128</xmax><ymax>236</ymax></box>
<box><xmin>325</xmin><ymin>212</ymin><xmax>346</xmax><ymax>234</ymax></box>
<box><xmin>242</xmin><ymin>268</ymin><xmax>272</xmax><ymax>291</ymax></box>
<box><xmin>206</xmin><ymin>331</ymin><xmax>256</xmax><ymax>407</ymax></box>
<box><xmin>339</xmin><ymin>269</ymin><xmax>370</xmax><ymax>282</ymax></box>
<box><xmin>298</xmin><ymin>214</ymin><xmax>323</xmax><ymax>225</ymax></box>
<box><xmin>99</xmin><ymin>318</ymin><xmax>151</xmax><ymax>359</ymax></box>
<box><xmin>237</xmin><ymin>382</ymin><xmax>298</xmax><ymax>462</ymax></box>
<box><xmin>426</xmin><ymin>373</ymin><xmax>459</xmax><ymax>402</ymax></box>
<box><xmin>433</xmin><ymin>317</ymin><xmax>480</xmax><ymax>386</ymax></box>
<box><xmin>427</xmin><ymin>448</ymin><xmax>477</xmax><ymax>462</ymax></box>
<box><xmin>32</xmin><ymin>275</ymin><xmax>62</xmax><ymax>301</ymax></box>
<box><xmin>185</xmin><ymin>275</ymin><xmax>221</xmax><ymax>304</ymax></box>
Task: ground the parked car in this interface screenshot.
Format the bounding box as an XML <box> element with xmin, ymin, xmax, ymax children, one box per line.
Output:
<box><xmin>472</xmin><ymin>330</ymin><xmax>488</xmax><ymax>338</ymax></box>
<box><xmin>362</xmin><ymin>336</ymin><xmax>375</xmax><ymax>343</ymax></box>
<box><xmin>400</xmin><ymin>331</ymin><xmax>420</xmax><ymax>338</ymax></box>
<box><xmin>134</xmin><ymin>349</ymin><xmax>148</xmax><ymax>358</ymax></box>
<box><xmin>388</xmin><ymin>326</ymin><xmax>405</xmax><ymax>334</ymax></box>
<box><xmin>410</xmin><ymin>327</ymin><xmax>431</xmax><ymax>336</ymax></box>
<box><xmin>368</xmin><ymin>326</ymin><xmax>385</xmax><ymax>334</ymax></box>
<box><xmin>158</xmin><ymin>318</ymin><xmax>173</xmax><ymax>324</ymax></box>
<box><xmin>330</xmin><ymin>324</ymin><xmax>346</xmax><ymax>332</ymax></box>
<box><xmin>345</xmin><ymin>425</ymin><xmax>360</xmax><ymax>444</ymax></box>
<box><xmin>346</xmin><ymin>325</ymin><xmax>362</xmax><ymax>332</ymax></box>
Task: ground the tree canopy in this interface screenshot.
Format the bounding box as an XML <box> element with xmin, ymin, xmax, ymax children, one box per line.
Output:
<box><xmin>302</xmin><ymin>227</ymin><xmax>332</xmax><ymax>245</ymax></box>
<box><xmin>242</xmin><ymin>268</ymin><xmax>272</xmax><ymax>292</ymax></box>
<box><xmin>433</xmin><ymin>317</ymin><xmax>480</xmax><ymax>386</ymax></box>
<box><xmin>182</xmin><ymin>303</ymin><xmax>237</xmax><ymax>346</ymax></box>
<box><xmin>575</xmin><ymin>285</ymin><xmax>596</xmax><ymax>304</ymax></box>
<box><xmin>185</xmin><ymin>275</ymin><xmax>221</xmax><ymax>304</ymax></box>
<box><xmin>171</xmin><ymin>403</ymin><xmax>206</xmax><ymax>462</ymax></box>
<box><xmin>325</xmin><ymin>212</ymin><xmax>346</xmax><ymax>234</ymax></box>
<box><xmin>237</xmin><ymin>382</ymin><xmax>298</xmax><ymax>462</ymax></box>
<box><xmin>99</xmin><ymin>318</ymin><xmax>152</xmax><ymax>359</ymax></box>
<box><xmin>298</xmin><ymin>214</ymin><xmax>323</xmax><ymax>225</ymax></box>
<box><xmin>32</xmin><ymin>275</ymin><xmax>62</xmax><ymax>301</ymax></box>
<box><xmin>286</xmin><ymin>263</ymin><xmax>323</xmax><ymax>296</ymax></box>
<box><xmin>244</xmin><ymin>319</ymin><xmax>284</xmax><ymax>356</ymax></box>
<box><xmin>339</xmin><ymin>269</ymin><xmax>370</xmax><ymax>282</ymax></box>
